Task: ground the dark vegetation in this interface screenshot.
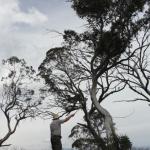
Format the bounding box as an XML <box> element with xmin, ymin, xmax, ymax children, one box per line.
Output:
<box><xmin>0</xmin><ymin>0</ymin><xmax>150</xmax><ymax>149</ymax></box>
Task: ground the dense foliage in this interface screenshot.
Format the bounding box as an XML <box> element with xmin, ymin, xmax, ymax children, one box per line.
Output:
<box><xmin>39</xmin><ymin>0</ymin><xmax>150</xmax><ymax>149</ymax></box>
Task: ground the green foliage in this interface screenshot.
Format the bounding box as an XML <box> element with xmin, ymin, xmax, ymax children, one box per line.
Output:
<box><xmin>70</xmin><ymin>124</ymin><xmax>132</xmax><ymax>150</ymax></box>
<box><xmin>69</xmin><ymin>111</ymin><xmax>108</xmax><ymax>149</ymax></box>
<box><xmin>71</xmin><ymin>0</ymin><xmax>149</xmax><ymax>20</ymax></box>
<box><xmin>119</xmin><ymin>135</ymin><xmax>132</xmax><ymax>150</ymax></box>
<box><xmin>70</xmin><ymin>0</ymin><xmax>150</xmax><ymax>60</ymax></box>
<box><xmin>0</xmin><ymin>57</ymin><xmax>42</xmax><ymax>147</ymax></box>
<box><xmin>39</xmin><ymin>1</ymin><xmax>149</xmax><ymax>149</ymax></box>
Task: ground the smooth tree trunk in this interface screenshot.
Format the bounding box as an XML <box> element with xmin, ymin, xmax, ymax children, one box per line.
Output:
<box><xmin>91</xmin><ymin>80</ymin><xmax>115</xmax><ymax>141</ymax></box>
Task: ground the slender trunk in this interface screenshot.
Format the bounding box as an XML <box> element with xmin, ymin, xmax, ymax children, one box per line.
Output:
<box><xmin>0</xmin><ymin>130</ymin><xmax>11</xmax><ymax>146</ymax></box>
<box><xmin>0</xmin><ymin>120</ymin><xmax>19</xmax><ymax>147</ymax></box>
<box><xmin>91</xmin><ymin>80</ymin><xmax>114</xmax><ymax>137</ymax></box>
<box><xmin>0</xmin><ymin>131</ymin><xmax>13</xmax><ymax>147</ymax></box>
<box><xmin>91</xmin><ymin>79</ymin><xmax>119</xmax><ymax>149</ymax></box>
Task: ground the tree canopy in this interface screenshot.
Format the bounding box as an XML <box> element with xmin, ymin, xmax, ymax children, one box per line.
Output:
<box><xmin>39</xmin><ymin>0</ymin><xmax>150</xmax><ymax>149</ymax></box>
<box><xmin>0</xmin><ymin>57</ymin><xmax>42</xmax><ymax>147</ymax></box>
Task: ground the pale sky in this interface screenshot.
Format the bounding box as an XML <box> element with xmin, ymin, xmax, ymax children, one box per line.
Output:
<box><xmin>0</xmin><ymin>0</ymin><xmax>150</xmax><ymax>150</ymax></box>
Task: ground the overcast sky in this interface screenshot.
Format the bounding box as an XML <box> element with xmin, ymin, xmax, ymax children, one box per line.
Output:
<box><xmin>0</xmin><ymin>0</ymin><xmax>150</xmax><ymax>150</ymax></box>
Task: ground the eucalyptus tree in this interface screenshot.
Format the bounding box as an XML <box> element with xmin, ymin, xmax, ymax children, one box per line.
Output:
<box><xmin>0</xmin><ymin>57</ymin><xmax>42</xmax><ymax>147</ymax></box>
<box><xmin>39</xmin><ymin>0</ymin><xmax>150</xmax><ymax>149</ymax></box>
<box><xmin>116</xmin><ymin>28</ymin><xmax>150</xmax><ymax>104</ymax></box>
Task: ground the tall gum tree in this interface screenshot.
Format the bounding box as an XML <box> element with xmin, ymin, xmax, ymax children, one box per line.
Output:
<box><xmin>0</xmin><ymin>57</ymin><xmax>42</xmax><ymax>147</ymax></box>
<box><xmin>39</xmin><ymin>0</ymin><xmax>150</xmax><ymax>149</ymax></box>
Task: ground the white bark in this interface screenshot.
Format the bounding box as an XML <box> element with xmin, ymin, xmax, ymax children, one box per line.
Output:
<box><xmin>91</xmin><ymin>80</ymin><xmax>115</xmax><ymax>139</ymax></box>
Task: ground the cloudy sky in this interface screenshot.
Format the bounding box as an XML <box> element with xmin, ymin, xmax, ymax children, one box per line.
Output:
<box><xmin>0</xmin><ymin>0</ymin><xmax>150</xmax><ymax>150</ymax></box>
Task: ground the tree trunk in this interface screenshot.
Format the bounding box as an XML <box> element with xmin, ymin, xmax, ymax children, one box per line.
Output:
<box><xmin>91</xmin><ymin>79</ymin><xmax>118</xmax><ymax>147</ymax></box>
